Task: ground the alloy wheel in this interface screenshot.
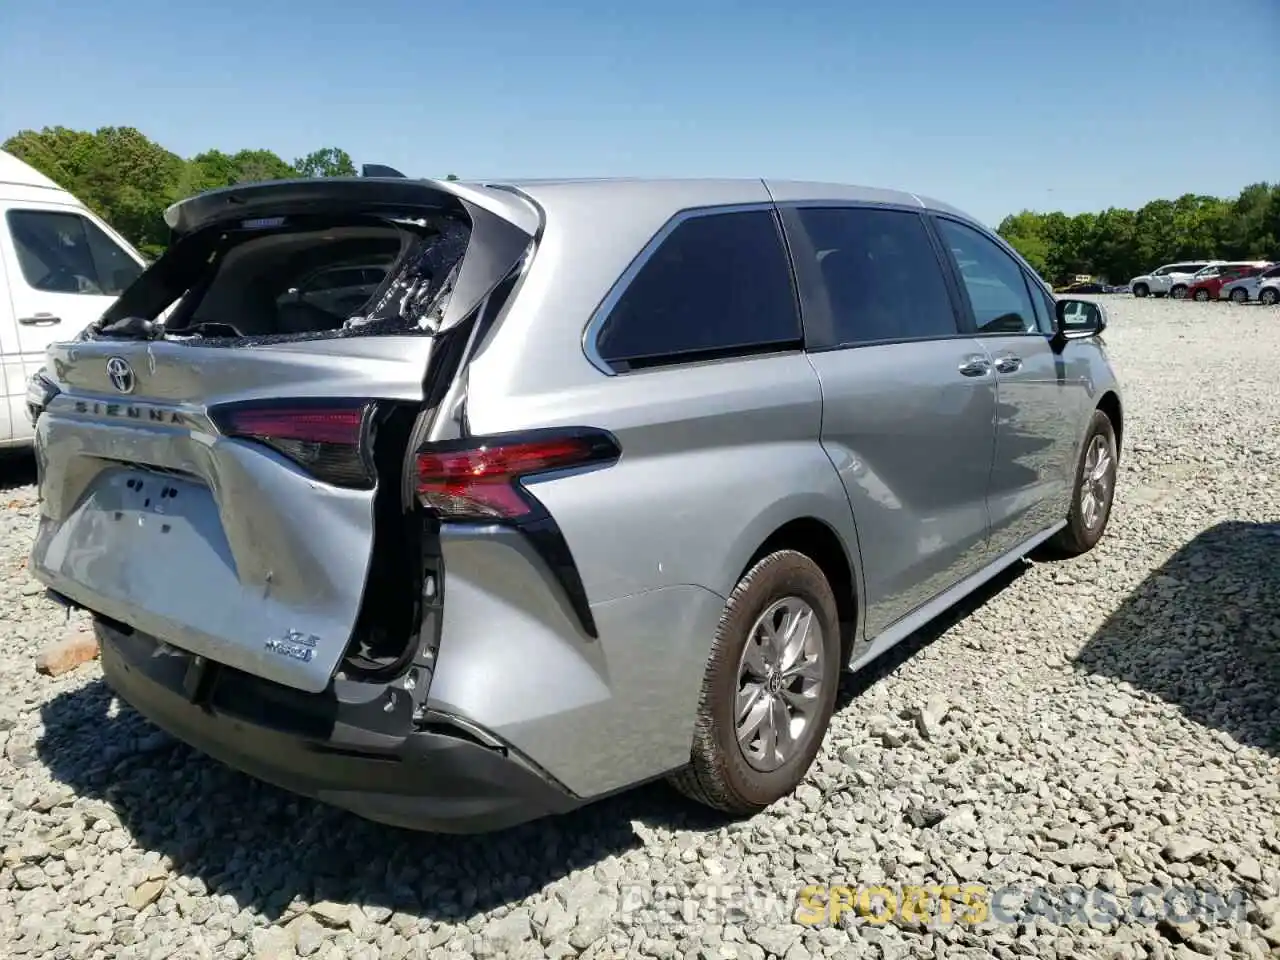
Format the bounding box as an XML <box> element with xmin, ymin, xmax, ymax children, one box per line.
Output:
<box><xmin>1079</xmin><ymin>434</ymin><xmax>1114</xmax><ymax>531</ymax></box>
<box><xmin>734</xmin><ymin>596</ymin><xmax>826</xmax><ymax>773</ymax></box>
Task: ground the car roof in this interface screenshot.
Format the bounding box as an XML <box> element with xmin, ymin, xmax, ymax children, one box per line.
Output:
<box><xmin>472</xmin><ymin>176</ymin><xmax>980</xmax><ymax>223</ymax></box>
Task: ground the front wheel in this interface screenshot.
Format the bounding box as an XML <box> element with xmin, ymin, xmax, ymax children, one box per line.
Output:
<box><xmin>1230</xmin><ymin>288</ymin><xmax>1249</xmax><ymax>304</ymax></box>
<box><xmin>1044</xmin><ymin>409</ymin><xmax>1118</xmax><ymax>559</ymax></box>
<box><xmin>1132</xmin><ymin>283</ymin><xmax>1149</xmax><ymax>298</ymax></box>
<box><xmin>669</xmin><ymin>550</ymin><xmax>841</xmax><ymax>815</ymax></box>
<box><xmin>1261</xmin><ymin>288</ymin><xmax>1279</xmax><ymax>306</ymax></box>
<box><xmin>1171</xmin><ymin>285</ymin><xmax>1188</xmax><ymax>300</ymax></box>
<box><xmin>1193</xmin><ymin>288</ymin><xmax>1210</xmax><ymax>302</ymax></box>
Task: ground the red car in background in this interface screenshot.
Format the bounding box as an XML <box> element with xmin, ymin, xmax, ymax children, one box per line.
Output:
<box><xmin>1184</xmin><ymin>262</ymin><xmax>1271</xmax><ymax>301</ymax></box>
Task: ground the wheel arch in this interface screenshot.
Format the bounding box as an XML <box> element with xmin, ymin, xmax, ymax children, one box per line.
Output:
<box><xmin>1097</xmin><ymin>390</ymin><xmax>1123</xmax><ymax>457</ymax></box>
<box><xmin>732</xmin><ymin>514</ymin><xmax>861</xmax><ymax>667</ymax></box>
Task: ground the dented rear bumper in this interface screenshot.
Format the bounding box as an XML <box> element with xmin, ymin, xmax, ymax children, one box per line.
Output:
<box><xmin>95</xmin><ymin>618</ymin><xmax>582</xmax><ymax>834</ymax></box>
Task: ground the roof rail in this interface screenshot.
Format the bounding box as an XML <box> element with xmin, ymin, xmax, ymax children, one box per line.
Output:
<box><xmin>361</xmin><ymin>163</ymin><xmax>406</xmax><ymax>178</ymax></box>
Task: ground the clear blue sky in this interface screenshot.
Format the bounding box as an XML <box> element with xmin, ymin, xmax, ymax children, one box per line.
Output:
<box><xmin>1</xmin><ymin>0</ymin><xmax>1276</xmax><ymax>226</ymax></box>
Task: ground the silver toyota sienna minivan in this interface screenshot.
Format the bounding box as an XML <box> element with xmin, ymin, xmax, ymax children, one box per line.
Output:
<box><xmin>29</xmin><ymin>175</ymin><xmax>1122</xmax><ymax>833</ymax></box>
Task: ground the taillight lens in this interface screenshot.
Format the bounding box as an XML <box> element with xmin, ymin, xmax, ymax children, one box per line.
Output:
<box><xmin>211</xmin><ymin>401</ymin><xmax>374</xmax><ymax>488</ymax></box>
<box><xmin>415</xmin><ymin>429</ymin><xmax>620</xmax><ymax>520</ymax></box>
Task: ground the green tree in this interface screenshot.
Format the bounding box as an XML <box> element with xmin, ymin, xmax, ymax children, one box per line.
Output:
<box><xmin>295</xmin><ymin>147</ymin><xmax>356</xmax><ymax>178</ymax></box>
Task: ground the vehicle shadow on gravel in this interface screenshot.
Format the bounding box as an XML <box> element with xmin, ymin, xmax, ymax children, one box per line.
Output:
<box><xmin>33</xmin><ymin>562</ymin><xmax>1029</xmax><ymax>925</ymax></box>
<box><xmin>1075</xmin><ymin>519</ymin><xmax>1280</xmax><ymax>756</ymax></box>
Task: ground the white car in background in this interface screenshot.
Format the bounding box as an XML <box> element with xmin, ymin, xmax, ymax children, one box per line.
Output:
<box><xmin>1128</xmin><ymin>260</ymin><xmax>1217</xmax><ymax>298</ymax></box>
<box><xmin>1220</xmin><ymin>263</ymin><xmax>1280</xmax><ymax>303</ymax></box>
<box><xmin>1257</xmin><ymin>278</ymin><xmax>1280</xmax><ymax>306</ymax></box>
<box><xmin>0</xmin><ymin>150</ymin><xmax>147</xmax><ymax>446</ymax></box>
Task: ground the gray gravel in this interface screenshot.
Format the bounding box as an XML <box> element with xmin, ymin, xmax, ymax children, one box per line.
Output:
<box><xmin>3</xmin><ymin>296</ymin><xmax>1279</xmax><ymax>960</ymax></box>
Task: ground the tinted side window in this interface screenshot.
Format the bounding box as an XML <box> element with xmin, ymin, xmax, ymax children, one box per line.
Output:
<box><xmin>595</xmin><ymin>209</ymin><xmax>800</xmax><ymax>370</ymax></box>
<box><xmin>793</xmin><ymin>207</ymin><xmax>958</xmax><ymax>346</ymax></box>
<box><xmin>1263</xmin><ymin>266</ymin><xmax>1280</xmax><ymax>279</ymax></box>
<box><xmin>935</xmin><ymin>218</ymin><xmax>1039</xmax><ymax>335</ymax></box>
<box><xmin>8</xmin><ymin>210</ymin><xmax>111</xmax><ymax>295</ymax></box>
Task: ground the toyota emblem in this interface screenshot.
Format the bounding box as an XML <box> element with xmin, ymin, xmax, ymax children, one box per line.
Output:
<box><xmin>105</xmin><ymin>357</ymin><xmax>135</xmax><ymax>394</ymax></box>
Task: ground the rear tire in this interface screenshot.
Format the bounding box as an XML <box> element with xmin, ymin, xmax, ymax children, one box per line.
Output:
<box><xmin>669</xmin><ymin>550</ymin><xmax>841</xmax><ymax>816</ymax></box>
<box><xmin>1230</xmin><ymin>288</ymin><xmax>1248</xmax><ymax>304</ymax></box>
<box><xmin>1193</xmin><ymin>288</ymin><xmax>1210</xmax><ymax>302</ymax></box>
<box><xmin>1044</xmin><ymin>409</ymin><xmax>1118</xmax><ymax>559</ymax></box>
<box><xmin>1261</xmin><ymin>288</ymin><xmax>1279</xmax><ymax>306</ymax></box>
<box><xmin>1132</xmin><ymin>283</ymin><xmax>1149</xmax><ymax>298</ymax></box>
<box><xmin>1171</xmin><ymin>285</ymin><xmax>1188</xmax><ymax>300</ymax></box>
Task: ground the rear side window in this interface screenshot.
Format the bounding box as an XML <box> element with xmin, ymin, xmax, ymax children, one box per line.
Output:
<box><xmin>7</xmin><ymin>210</ymin><xmax>143</xmax><ymax>296</ymax></box>
<box><xmin>935</xmin><ymin>218</ymin><xmax>1039</xmax><ymax>335</ymax></box>
<box><xmin>593</xmin><ymin>209</ymin><xmax>801</xmax><ymax>371</ymax></box>
<box><xmin>792</xmin><ymin>207</ymin><xmax>959</xmax><ymax>347</ymax></box>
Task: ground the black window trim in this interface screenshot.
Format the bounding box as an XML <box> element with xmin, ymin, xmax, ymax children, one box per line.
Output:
<box><xmin>581</xmin><ymin>202</ymin><xmax>805</xmax><ymax>376</ymax></box>
<box><xmin>776</xmin><ymin>200</ymin><xmax>973</xmax><ymax>354</ymax></box>
<box><xmin>928</xmin><ymin>212</ymin><xmax>1055</xmax><ymax>341</ymax></box>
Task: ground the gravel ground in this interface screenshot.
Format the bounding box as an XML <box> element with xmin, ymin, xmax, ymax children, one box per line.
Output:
<box><xmin>2</xmin><ymin>296</ymin><xmax>1278</xmax><ymax>960</ymax></box>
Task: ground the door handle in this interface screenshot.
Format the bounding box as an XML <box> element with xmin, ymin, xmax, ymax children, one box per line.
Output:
<box><xmin>958</xmin><ymin>355</ymin><xmax>991</xmax><ymax>377</ymax></box>
<box><xmin>18</xmin><ymin>313</ymin><xmax>62</xmax><ymax>326</ymax></box>
<box><xmin>994</xmin><ymin>353</ymin><xmax>1022</xmax><ymax>373</ymax></box>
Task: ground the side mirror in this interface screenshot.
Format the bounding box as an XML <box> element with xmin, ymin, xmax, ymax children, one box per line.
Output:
<box><xmin>1054</xmin><ymin>298</ymin><xmax>1107</xmax><ymax>344</ymax></box>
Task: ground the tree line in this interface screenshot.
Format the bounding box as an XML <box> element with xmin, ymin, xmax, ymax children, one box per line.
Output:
<box><xmin>2</xmin><ymin>126</ymin><xmax>458</xmax><ymax>259</ymax></box>
<box><xmin>4</xmin><ymin>126</ymin><xmax>1277</xmax><ymax>281</ymax></box>
<box><xmin>996</xmin><ymin>183</ymin><xmax>1280</xmax><ymax>285</ymax></box>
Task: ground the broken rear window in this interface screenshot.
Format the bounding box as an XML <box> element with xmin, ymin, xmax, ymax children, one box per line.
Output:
<box><xmin>100</xmin><ymin>212</ymin><xmax>471</xmax><ymax>345</ymax></box>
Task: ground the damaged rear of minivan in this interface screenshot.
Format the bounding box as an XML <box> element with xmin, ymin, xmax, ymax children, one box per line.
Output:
<box><xmin>28</xmin><ymin>176</ymin><xmax>583</xmax><ymax>831</ymax></box>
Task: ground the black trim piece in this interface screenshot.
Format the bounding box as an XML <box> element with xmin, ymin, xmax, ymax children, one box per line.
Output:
<box><xmin>416</xmin><ymin>426</ymin><xmax>622</xmax><ymax>639</ymax></box>
<box><xmin>607</xmin><ymin>340</ymin><xmax>803</xmax><ymax>373</ymax></box>
<box><xmin>518</xmin><ymin>514</ymin><xmax>601</xmax><ymax>639</ymax></box>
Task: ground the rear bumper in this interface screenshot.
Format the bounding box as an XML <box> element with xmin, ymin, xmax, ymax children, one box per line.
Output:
<box><xmin>96</xmin><ymin>619</ymin><xmax>582</xmax><ymax>834</ymax></box>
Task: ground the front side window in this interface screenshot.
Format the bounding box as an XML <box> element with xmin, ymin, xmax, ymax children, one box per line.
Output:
<box><xmin>8</xmin><ymin>209</ymin><xmax>141</xmax><ymax>296</ymax></box>
<box><xmin>594</xmin><ymin>209</ymin><xmax>801</xmax><ymax>370</ymax></box>
<box><xmin>935</xmin><ymin>218</ymin><xmax>1039</xmax><ymax>335</ymax></box>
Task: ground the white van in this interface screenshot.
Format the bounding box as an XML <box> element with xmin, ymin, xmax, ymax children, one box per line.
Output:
<box><xmin>0</xmin><ymin>150</ymin><xmax>147</xmax><ymax>447</ymax></box>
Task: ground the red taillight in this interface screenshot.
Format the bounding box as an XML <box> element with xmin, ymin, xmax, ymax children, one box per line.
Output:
<box><xmin>415</xmin><ymin>430</ymin><xmax>619</xmax><ymax>520</ymax></box>
<box><xmin>211</xmin><ymin>401</ymin><xmax>373</xmax><ymax>488</ymax></box>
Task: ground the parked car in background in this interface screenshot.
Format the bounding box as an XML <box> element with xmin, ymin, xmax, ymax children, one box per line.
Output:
<box><xmin>1128</xmin><ymin>261</ymin><xmax>1216</xmax><ymax>298</ymax></box>
<box><xmin>1061</xmin><ymin>279</ymin><xmax>1108</xmax><ymax>294</ymax></box>
<box><xmin>0</xmin><ymin>150</ymin><xmax>147</xmax><ymax>446</ymax></box>
<box><xmin>28</xmin><ymin>175</ymin><xmax>1123</xmax><ymax>833</ymax></box>
<box><xmin>1183</xmin><ymin>262</ymin><xmax>1272</xmax><ymax>302</ymax></box>
<box><xmin>1258</xmin><ymin>278</ymin><xmax>1280</xmax><ymax>306</ymax></box>
<box><xmin>1221</xmin><ymin>263</ymin><xmax>1280</xmax><ymax>303</ymax></box>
